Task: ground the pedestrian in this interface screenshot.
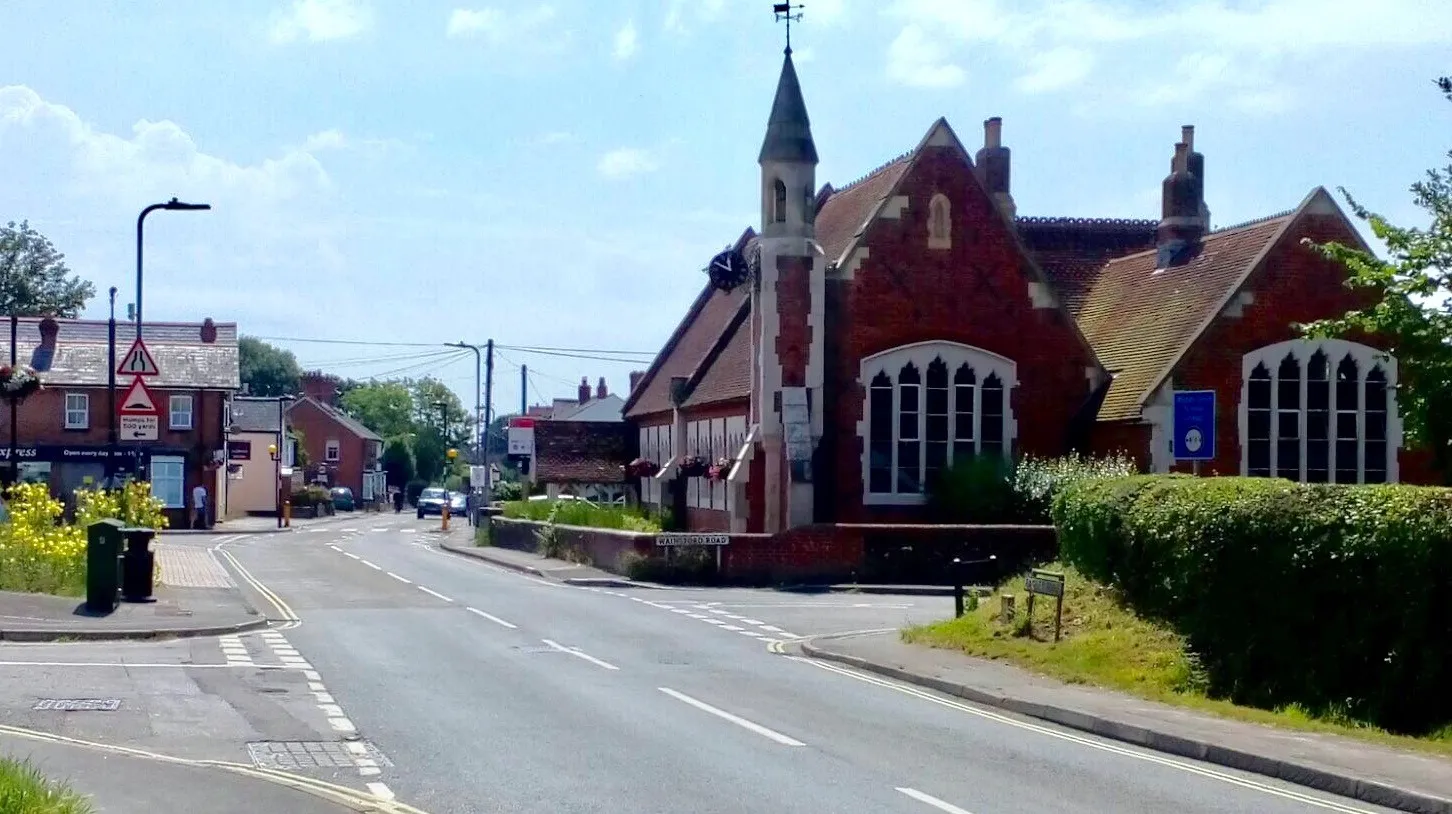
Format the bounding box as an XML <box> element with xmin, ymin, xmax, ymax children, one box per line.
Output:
<box><xmin>192</xmin><ymin>483</ymin><xmax>209</xmax><ymax>529</ymax></box>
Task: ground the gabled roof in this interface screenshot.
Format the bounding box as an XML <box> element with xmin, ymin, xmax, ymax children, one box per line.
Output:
<box><xmin>533</xmin><ymin>420</ymin><xmax>631</xmax><ymax>484</ymax></box>
<box><xmin>0</xmin><ymin>318</ymin><xmax>239</xmax><ymax>389</ymax></box>
<box><xmin>1017</xmin><ymin>217</ymin><xmax>1160</xmax><ymax>317</ymax></box>
<box><xmin>1078</xmin><ymin>206</ymin><xmax>1301</xmax><ymax>421</ymax></box>
<box><xmin>289</xmin><ymin>396</ymin><xmax>384</xmax><ymax>442</ymax></box>
<box><xmin>622</xmin><ymin>229</ymin><xmax>756</xmax><ymax>420</ymax></box>
<box><xmin>682</xmin><ymin>298</ymin><xmax>752</xmax><ymax>409</ymax></box>
<box><xmin>230</xmin><ymin>397</ymin><xmax>288</xmax><ymax>433</ymax></box>
<box><xmin>816</xmin><ymin>154</ymin><xmax>913</xmax><ymax>268</ymax></box>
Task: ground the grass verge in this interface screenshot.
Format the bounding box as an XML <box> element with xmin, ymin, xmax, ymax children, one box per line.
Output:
<box><xmin>902</xmin><ymin>563</ymin><xmax>1452</xmax><ymax>758</ymax></box>
<box><xmin>500</xmin><ymin>500</ymin><xmax>659</xmax><ymax>532</ymax></box>
<box><xmin>0</xmin><ymin>756</ymin><xmax>93</xmax><ymax>814</ymax></box>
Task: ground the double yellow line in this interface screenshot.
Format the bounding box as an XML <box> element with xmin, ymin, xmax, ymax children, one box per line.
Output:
<box><xmin>213</xmin><ymin>543</ymin><xmax>300</xmax><ymax>628</ymax></box>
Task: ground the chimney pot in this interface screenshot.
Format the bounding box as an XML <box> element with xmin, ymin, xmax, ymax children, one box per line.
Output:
<box><xmin>577</xmin><ymin>377</ymin><xmax>591</xmax><ymax>403</ymax></box>
<box><xmin>596</xmin><ymin>377</ymin><xmax>608</xmax><ymax>400</ymax></box>
<box><xmin>1181</xmin><ymin>125</ymin><xmax>1194</xmax><ymax>152</ymax></box>
<box><xmin>1172</xmin><ymin>142</ymin><xmax>1189</xmax><ymax>173</ymax></box>
<box><xmin>984</xmin><ymin>117</ymin><xmax>1002</xmax><ymax>149</ymax></box>
<box><xmin>629</xmin><ymin>370</ymin><xmax>646</xmax><ymax>393</ymax></box>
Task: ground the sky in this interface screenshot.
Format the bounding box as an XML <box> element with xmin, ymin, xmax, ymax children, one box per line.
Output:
<box><xmin>1</xmin><ymin>0</ymin><xmax>1448</xmax><ymax>417</ymax></box>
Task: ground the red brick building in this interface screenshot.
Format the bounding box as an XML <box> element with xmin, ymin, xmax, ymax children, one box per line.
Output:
<box><xmin>287</xmin><ymin>372</ymin><xmax>385</xmax><ymax>501</ymax></box>
<box><xmin>623</xmin><ymin>48</ymin><xmax>1422</xmax><ymax>534</ymax></box>
<box><xmin>0</xmin><ymin>316</ymin><xmax>238</xmax><ymax>527</ymax></box>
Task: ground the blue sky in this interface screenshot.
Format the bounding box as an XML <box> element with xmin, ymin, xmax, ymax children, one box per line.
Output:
<box><xmin>1</xmin><ymin>0</ymin><xmax>1448</xmax><ymax>415</ymax></box>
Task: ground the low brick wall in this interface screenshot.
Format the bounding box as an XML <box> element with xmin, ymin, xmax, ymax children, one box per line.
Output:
<box><xmin>488</xmin><ymin>517</ymin><xmax>1056</xmax><ymax>586</ymax></box>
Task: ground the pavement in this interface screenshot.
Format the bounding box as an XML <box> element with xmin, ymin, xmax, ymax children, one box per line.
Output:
<box><xmin>0</xmin><ymin>513</ymin><xmax>1436</xmax><ymax>814</ymax></box>
<box><xmin>162</xmin><ymin>510</ymin><xmax>373</xmax><ymax>535</ymax></box>
<box><xmin>0</xmin><ymin>542</ymin><xmax>264</xmax><ymax>641</ymax></box>
<box><xmin>800</xmin><ymin>632</ymin><xmax>1452</xmax><ymax>814</ymax></box>
<box><xmin>440</xmin><ymin>538</ymin><xmax>638</xmax><ymax>584</ymax></box>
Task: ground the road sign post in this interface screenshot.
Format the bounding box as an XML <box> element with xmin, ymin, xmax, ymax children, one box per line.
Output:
<box><xmin>116</xmin><ymin>338</ymin><xmax>162</xmax><ymax>465</ymax></box>
<box><xmin>1172</xmin><ymin>390</ymin><xmax>1216</xmax><ymax>471</ymax></box>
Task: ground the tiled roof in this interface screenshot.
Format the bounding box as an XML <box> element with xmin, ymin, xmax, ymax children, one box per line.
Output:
<box><xmin>682</xmin><ymin>299</ymin><xmax>752</xmax><ymax>409</ymax></box>
<box><xmin>0</xmin><ymin>318</ymin><xmax>239</xmax><ymax>389</ymax></box>
<box><xmin>230</xmin><ymin>397</ymin><xmax>287</xmax><ymax>433</ymax></box>
<box><xmin>290</xmin><ymin>396</ymin><xmax>384</xmax><ymax>441</ymax></box>
<box><xmin>1079</xmin><ymin>215</ymin><xmax>1293</xmax><ymax>421</ymax></box>
<box><xmin>817</xmin><ymin>153</ymin><xmax>913</xmax><ymax>266</ymax></box>
<box><xmin>1017</xmin><ymin>217</ymin><xmax>1159</xmax><ymax>317</ymax></box>
<box><xmin>534</xmin><ymin>420</ymin><xmax>631</xmax><ymax>484</ymax></box>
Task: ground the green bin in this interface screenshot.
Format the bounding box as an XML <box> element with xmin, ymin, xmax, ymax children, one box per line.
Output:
<box><xmin>85</xmin><ymin>519</ymin><xmax>125</xmax><ymax>614</ymax></box>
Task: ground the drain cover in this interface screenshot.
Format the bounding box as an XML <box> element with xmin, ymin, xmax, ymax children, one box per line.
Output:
<box><xmin>33</xmin><ymin>699</ymin><xmax>121</xmax><ymax>711</ymax></box>
<box><xmin>246</xmin><ymin>741</ymin><xmax>392</xmax><ymax>771</ymax></box>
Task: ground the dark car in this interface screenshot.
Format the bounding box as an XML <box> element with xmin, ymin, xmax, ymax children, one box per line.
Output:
<box><xmin>416</xmin><ymin>487</ymin><xmax>449</xmax><ymax>519</ymax></box>
<box><xmin>330</xmin><ymin>487</ymin><xmax>356</xmax><ymax>512</ymax></box>
<box><xmin>448</xmin><ymin>492</ymin><xmax>468</xmax><ymax>514</ymax></box>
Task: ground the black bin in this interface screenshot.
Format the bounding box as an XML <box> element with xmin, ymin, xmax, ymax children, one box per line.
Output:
<box><xmin>120</xmin><ymin>527</ymin><xmax>158</xmax><ymax>603</ymax></box>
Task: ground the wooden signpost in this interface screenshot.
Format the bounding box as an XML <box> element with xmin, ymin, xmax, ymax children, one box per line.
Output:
<box><xmin>1024</xmin><ymin>568</ymin><xmax>1066</xmax><ymax>642</ymax></box>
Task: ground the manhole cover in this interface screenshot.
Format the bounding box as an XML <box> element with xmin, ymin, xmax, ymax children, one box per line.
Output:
<box><xmin>246</xmin><ymin>741</ymin><xmax>392</xmax><ymax>771</ymax></box>
<box><xmin>34</xmin><ymin>699</ymin><xmax>121</xmax><ymax>711</ymax></box>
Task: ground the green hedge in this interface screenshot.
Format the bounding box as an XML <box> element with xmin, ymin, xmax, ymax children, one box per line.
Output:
<box><xmin>927</xmin><ymin>453</ymin><xmax>1137</xmax><ymax>524</ymax></box>
<box><xmin>501</xmin><ymin>500</ymin><xmax>659</xmax><ymax>532</ymax></box>
<box><xmin>1053</xmin><ymin>475</ymin><xmax>1452</xmax><ymax>733</ymax></box>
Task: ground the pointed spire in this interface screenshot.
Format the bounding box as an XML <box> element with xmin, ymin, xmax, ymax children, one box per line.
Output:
<box><xmin>758</xmin><ymin>49</ymin><xmax>818</xmax><ymax>165</ymax></box>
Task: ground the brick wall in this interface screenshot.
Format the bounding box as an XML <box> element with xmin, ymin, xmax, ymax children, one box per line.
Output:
<box><xmin>828</xmin><ymin>143</ymin><xmax>1098</xmax><ymax>521</ymax></box>
<box><xmin>1089</xmin><ymin>421</ymin><xmax>1152</xmax><ymax>471</ymax></box>
<box><xmin>287</xmin><ymin>400</ymin><xmax>367</xmax><ymax>495</ymax></box>
<box><xmin>489</xmin><ymin>517</ymin><xmax>656</xmax><ymax>571</ymax></box>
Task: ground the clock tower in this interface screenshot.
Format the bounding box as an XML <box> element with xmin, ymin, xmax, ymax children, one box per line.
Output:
<box><xmin>753</xmin><ymin>42</ymin><xmax>824</xmax><ymax>532</ymax></box>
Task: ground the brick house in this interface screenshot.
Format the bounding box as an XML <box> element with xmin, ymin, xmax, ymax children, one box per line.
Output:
<box><xmin>623</xmin><ymin>47</ymin><xmax>1426</xmax><ymax>535</ymax></box>
<box><xmin>532</xmin><ymin>420</ymin><xmax>631</xmax><ymax>502</ymax></box>
<box><xmin>286</xmin><ymin>372</ymin><xmax>385</xmax><ymax>501</ymax></box>
<box><xmin>0</xmin><ymin>316</ymin><xmax>238</xmax><ymax>527</ymax></box>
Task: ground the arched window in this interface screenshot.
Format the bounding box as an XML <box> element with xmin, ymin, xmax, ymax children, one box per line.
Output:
<box><xmin>772</xmin><ymin>179</ymin><xmax>787</xmax><ymax>223</ymax></box>
<box><xmin>804</xmin><ymin>185</ymin><xmax>816</xmax><ymax>224</ymax></box>
<box><xmin>1239</xmin><ymin>339</ymin><xmax>1400</xmax><ymax>483</ymax></box>
<box><xmin>928</xmin><ymin>193</ymin><xmax>951</xmax><ymax>249</ymax></box>
<box><xmin>860</xmin><ymin>341</ymin><xmax>1017</xmax><ymax>504</ymax></box>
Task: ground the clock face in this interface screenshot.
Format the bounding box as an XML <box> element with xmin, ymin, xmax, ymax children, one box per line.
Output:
<box><xmin>707</xmin><ymin>248</ymin><xmax>750</xmax><ymax>291</ymax></box>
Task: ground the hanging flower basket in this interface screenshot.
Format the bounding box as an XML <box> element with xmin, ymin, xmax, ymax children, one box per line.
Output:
<box><xmin>679</xmin><ymin>456</ymin><xmax>708</xmax><ymax>478</ymax></box>
<box><xmin>627</xmin><ymin>458</ymin><xmax>660</xmax><ymax>478</ymax></box>
<box><xmin>0</xmin><ymin>365</ymin><xmax>43</xmax><ymax>402</ymax></box>
<box><xmin>706</xmin><ymin>457</ymin><xmax>734</xmax><ymax>481</ymax></box>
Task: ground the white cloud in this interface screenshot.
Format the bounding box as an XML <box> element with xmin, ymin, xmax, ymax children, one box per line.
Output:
<box><xmin>446</xmin><ymin>6</ymin><xmax>556</xmax><ymax>43</ymax></box>
<box><xmin>613</xmin><ymin>20</ymin><xmax>639</xmax><ymax>61</ymax></box>
<box><xmin>886</xmin><ymin>26</ymin><xmax>966</xmax><ymax>89</ymax></box>
<box><xmin>268</xmin><ymin>0</ymin><xmax>372</xmax><ymax>45</ymax></box>
<box><xmin>1014</xmin><ymin>47</ymin><xmax>1094</xmax><ymax>93</ymax></box>
<box><xmin>597</xmin><ymin>148</ymin><xmax>659</xmax><ymax>179</ymax></box>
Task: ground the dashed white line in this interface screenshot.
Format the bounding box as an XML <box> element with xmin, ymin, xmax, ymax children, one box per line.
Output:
<box><xmin>896</xmin><ymin>788</ymin><xmax>975</xmax><ymax>814</ymax></box>
<box><xmin>329</xmin><ymin>717</ymin><xmax>356</xmax><ymax>733</ymax></box>
<box><xmin>418</xmin><ymin>585</ymin><xmax>453</xmax><ymax>602</ymax></box>
<box><xmin>657</xmin><ymin>687</ymin><xmax>804</xmax><ymax>746</ymax></box>
<box><xmin>360</xmin><ymin>559</ymin><xmax>382</xmax><ymax>570</ymax></box>
<box><xmin>344</xmin><ymin>552</ymin><xmax>361</xmax><ymax>560</ymax></box>
<box><xmin>720</xmin><ymin>624</ymin><xmax>745</xmax><ymax>632</ymax></box>
<box><xmin>319</xmin><ymin>704</ymin><xmax>344</xmax><ymax>718</ymax></box>
<box><xmin>466</xmin><ymin>607</ymin><xmax>518</xmax><ymax>628</ymax></box>
<box><xmin>740</xmin><ymin>618</ymin><xmax>765</xmax><ymax>625</ymax></box>
<box><xmin>366</xmin><ymin>782</ymin><xmax>395</xmax><ymax>801</ymax></box>
<box><xmin>327</xmin><ymin>544</ymin><xmax>343</xmax><ymax>552</ymax></box>
<box><xmin>387</xmin><ymin>572</ymin><xmax>412</xmax><ymax>584</ymax></box>
<box><xmin>541</xmin><ymin>639</ymin><xmax>619</xmax><ymax>671</ymax></box>
<box><xmin>759</xmin><ymin>625</ymin><xmax>785</xmax><ymax>633</ymax></box>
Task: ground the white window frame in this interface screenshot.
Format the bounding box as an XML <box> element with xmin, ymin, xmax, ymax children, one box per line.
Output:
<box><xmin>149</xmin><ymin>455</ymin><xmax>186</xmax><ymax>508</ymax></box>
<box><xmin>64</xmin><ymin>392</ymin><xmax>89</xmax><ymax>429</ymax></box>
<box><xmin>325</xmin><ymin>439</ymin><xmax>341</xmax><ymax>462</ymax></box>
<box><xmin>858</xmin><ymin>341</ymin><xmax>1018</xmax><ymax>506</ymax></box>
<box><xmin>169</xmin><ymin>394</ymin><xmax>194</xmax><ymax>430</ymax></box>
<box><xmin>1239</xmin><ymin>338</ymin><xmax>1401</xmax><ymax>483</ymax></box>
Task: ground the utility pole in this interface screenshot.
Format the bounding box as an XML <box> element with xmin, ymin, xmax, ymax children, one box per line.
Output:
<box><xmin>483</xmin><ymin>339</ymin><xmax>494</xmax><ymax>500</ymax></box>
<box><xmin>520</xmin><ymin>364</ymin><xmax>527</xmax><ymax>414</ymax></box>
<box><xmin>106</xmin><ymin>287</ymin><xmax>118</xmax><ymax>483</ymax></box>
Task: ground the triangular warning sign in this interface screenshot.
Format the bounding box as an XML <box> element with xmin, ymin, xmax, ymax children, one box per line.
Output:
<box><xmin>119</xmin><ymin>377</ymin><xmax>159</xmax><ymax>415</ymax></box>
<box><xmin>117</xmin><ymin>338</ymin><xmax>160</xmax><ymax>377</ymax></box>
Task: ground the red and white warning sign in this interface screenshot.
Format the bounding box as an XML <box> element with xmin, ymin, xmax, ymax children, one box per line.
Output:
<box><xmin>117</xmin><ymin>337</ymin><xmax>160</xmax><ymax>377</ymax></box>
<box><xmin>119</xmin><ymin>377</ymin><xmax>159</xmax><ymax>415</ymax></box>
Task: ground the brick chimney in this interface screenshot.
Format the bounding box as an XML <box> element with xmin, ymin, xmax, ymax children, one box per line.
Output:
<box><xmin>1157</xmin><ymin>139</ymin><xmax>1204</xmax><ymax>268</ymax></box>
<box><xmin>301</xmin><ymin>370</ymin><xmax>340</xmax><ymax>404</ymax></box>
<box><xmin>974</xmin><ymin>117</ymin><xmax>1016</xmax><ymax>218</ymax></box>
<box><xmin>596</xmin><ymin>377</ymin><xmax>608</xmax><ymax>399</ymax></box>
<box><xmin>577</xmin><ymin>377</ymin><xmax>591</xmax><ymax>403</ymax></box>
<box><xmin>629</xmin><ymin>370</ymin><xmax>645</xmax><ymax>393</ymax></box>
<box><xmin>1182</xmin><ymin>124</ymin><xmax>1210</xmax><ymax>227</ymax></box>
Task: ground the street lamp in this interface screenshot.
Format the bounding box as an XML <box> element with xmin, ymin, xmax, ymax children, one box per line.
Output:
<box><xmin>106</xmin><ymin>287</ymin><xmax>119</xmax><ymax>483</ymax></box>
<box><xmin>136</xmin><ymin>197</ymin><xmax>210</xmax><ymax>340</ymax></box>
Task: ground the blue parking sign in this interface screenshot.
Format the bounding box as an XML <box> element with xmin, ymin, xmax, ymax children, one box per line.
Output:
<box><xmin>1172</xmin><ymin>390</ymin><xmax>1216</xmax><ymax>461</ymax></box>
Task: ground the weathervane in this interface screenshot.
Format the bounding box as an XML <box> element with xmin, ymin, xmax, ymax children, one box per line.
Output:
<box><xmin>773</xmin><ymin>3</ymin><xmax>804</xmax><ymax>53</ymax></box>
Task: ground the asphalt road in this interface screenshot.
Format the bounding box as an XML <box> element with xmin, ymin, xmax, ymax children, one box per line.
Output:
<box><xmin>205</xmin><ymin>516</ymin><xmax>1401</xmax><ymax>814</ymax></box>
<box><xmin>0</xmin><ymin>516</ymin><xmax>1405</xmax><ymax>814</ymax></box>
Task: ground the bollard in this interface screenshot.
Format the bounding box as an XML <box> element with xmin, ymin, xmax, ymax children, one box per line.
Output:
<box><xmin>1000</xmin><ymin>593</ymin><xmax>1016</xmax><ymax>625</ymax></box>
<box><xmin>442</xmin><ymin>502</ymin><xmax>450</xmax><ymax>532</ymax></box>
<box><xmin>952</xmin><ymin>557</ymin><xmax>965</xmax><ymax>618</ymax></box>
<box><xmin>283</xmin><ymin>499</ymin><xmax>291</xmax><ymax>528</ymax></box>
<box><xmin>85</xmin><ymin>520</ymin><xmax>125</xmax><ymax>614</ymax></box>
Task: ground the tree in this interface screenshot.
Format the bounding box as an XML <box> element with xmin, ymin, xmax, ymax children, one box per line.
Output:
<box><xmin>1303</xmin><ymin>76</ymin><xmax>1452</xmax><ymax>479</ymax></box>
<box><xmin>340</xmin><ymin>381</ymin><xmax>414</xmax><ymax>438</ymax></box>
<box><xmin>487</xmin><ymin>412</ymin><xmax>517</xmax><ymax>458</ymax></box>
<box><xmin>410</xmin><ymin>377</ymin><xmax>471</xmax><ymax>450</ymax></box>
<box><xmin>240</xmin><ymin>337</ymin><xmax>302</xmax><ymax>397</ymax></box>
<box><xmin>380</xmin><ymin>437</ymin><xmax>415</xmax><ymax>487</ymax></box>
<box><xmin>0</xmin><ymin>221</ymin><xmax>95</xmax><ymax>317</ymax></box>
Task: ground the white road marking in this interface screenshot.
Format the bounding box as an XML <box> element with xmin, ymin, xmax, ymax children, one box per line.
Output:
<box><xmin>371</xmin><ymin>527</ymin><xmax>388</xmax><ymax>532</ymax></box>
<box><xmin>327</xmin><ymin>545</ymin><xmax>343</xmax><ymax>552</ymax></box>
<box><xmin>341</xmin><ymin>528</ymin><xmax>357</xmax><ymax>533</ymax></box>
<box><xmin>400</xmin><ymin>529</ymin><xmax>416</xmax><ymax>533</ymax></box>
<box><xmin>387</xmin><ymin>572</ymin><xmax>412</xmax><ymax>584</ymax></box>
<box><xmin>308</xmin><ymin>681</ymin><xmax>327</xmax><ymax>691</ymax></box>
<box><xmin>541</xmin><ymin>639</ymin><xmax>619</xmax><ymax>671</ymax></box>
<box><xmin>657</xmin><ymin>688</ymin><xmax>805</xmax><ymax>747</ymax></box>
<box><xmin>759</xmin><ymin>625</ymin><xmax>784</xmax><ymax>633</ymax></box>
<box><xmin>344</xmin><ymin>552</ymin><xmax>361</xmax><ymax>560</ymax></box>
<box><xmin>314</xmin><ymin>692</ymin><xmax>335</xmax><ymax>704</ymax></box>
<box><xmin>418</xmin><ymin>586</ymin><xmax>453</xmax><ymax>602</ymax></box>
<box><xmin>466</xmin><ymin>607</ymin><xmax>517</xmax><ymax>628</ymax></box>
<box><xmin>740</xmin><ymin>618</ymin><xmax>766</xmax><ymax>625</ymax></box>
<box><xmin>671</xmin><ymin>609</ymin><xmax>691</xmax><ymax>614</ymax></box>
<box><xmin>720</xmin><ymin>625</ymin><xmax>745</xmax><ymax>631</ymax></box>
<box><xmin>304</xmin><ymin>670</ymin><xmax>322</xmax><ymax>681</ymax></box>
<box><xmin>329</xmin><ymin>717</ymin><xmax>356</xmax><ymax>733</ymax></box>
<box><xmin>897</xmin><ymin>788</ymin><xmax>975</xmax><ymax>814</ymax></box>
<box><xmin>796</xmin><ymin>658</ymin><xmax>1379</xmax><ymax>814</ymax></box>
<box><xmin>366</xmin><ymin>782</ymin><xmax>395</xmax><ymax>801</ymax></box>
<box><xmin>319</xmin><ymin>704</ymin><xmax>344</xmax><ymax>717</ymax></box>
<box><xmin>644</xmin><ymin>601</ymin><xmax>671</xmax><ymax>609</ymax></box>
<box><xmin>345</xmin><ymin>742</ymin><xmax>368</xmax><ymax>756</ymax></box>
<box><xmin>360</xmin><ymin>559</ymin><xmax>382</xmax><ymax>570</ymax></box>
<box><xmin>359</xmin><ymin>766</ymin><xmax>382</xmax><ymax>777</ymax></box>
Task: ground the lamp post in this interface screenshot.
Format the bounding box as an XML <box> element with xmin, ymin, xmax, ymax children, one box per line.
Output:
<box><xmin>445</xmin><ymin>341</ymin><xmax>482</xmax><ymax>465</ymax></box>
<box><xmin>136</xmin><ymin>198</ymin><xmax>210</xmax><ymax>341</ymax></box>
<box><xmin>106</xmin><ymin>287</ymin><xmax>118</xmax><ymax>483</ymax></box>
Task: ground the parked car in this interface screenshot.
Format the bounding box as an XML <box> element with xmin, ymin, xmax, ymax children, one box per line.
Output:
<box><xmin>416</xmin><ymin>487</ymin><xmax>449</xmax><ymax>518</ymax></box>
<box><xmin>330</xmin><ymin>487</ymin><xmax>356</xmax><ymax>512</ymax></box>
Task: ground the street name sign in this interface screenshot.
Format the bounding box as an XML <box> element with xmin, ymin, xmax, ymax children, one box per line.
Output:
<box><xmin>656</xmin><ymin>533</ymin><xmax>730</xmax><ymax>547</ymax></box>
<box><xmin>121</xmin><ymin>415</ymin><xmax>159</xmax><ymax>441</ymax></box>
